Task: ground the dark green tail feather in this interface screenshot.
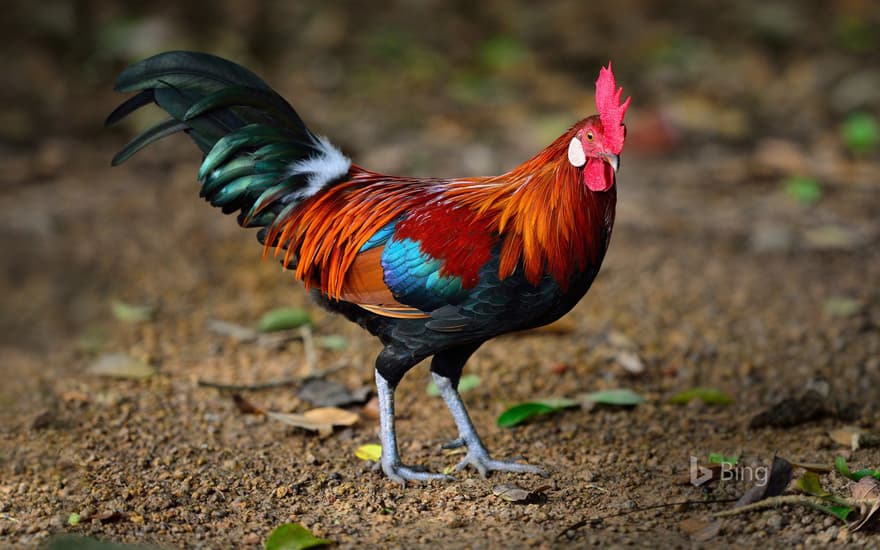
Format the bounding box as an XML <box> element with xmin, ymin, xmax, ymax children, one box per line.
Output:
<box><xmin>107</xmin><ymin>51</ymin><xmax>350</xmax><ymax>236</ymax></box>
<box><xmin>111</xmin><ymin>118</ymin><xmax>188</xmax><ymax>166</ymax></box>
<box><xmin>113</xmin><ymin>51</ymin><xmax>272</xmax><ymax>95</ymax></box>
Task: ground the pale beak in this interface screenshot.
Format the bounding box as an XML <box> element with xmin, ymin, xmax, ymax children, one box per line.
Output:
<box><xmin>603</xmin><ymin>153</ymin><xmax>620</xmax><ymax>173</ymax></box>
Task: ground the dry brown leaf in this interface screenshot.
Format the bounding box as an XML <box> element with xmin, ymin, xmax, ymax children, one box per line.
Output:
<box><xmin>830</xmin><ymin>426</ymin><xmax>866</xmax><ymax>450</ymax></box>
<box><xmin>88</xmin><ymin>353</ymin><xmax>156</xmax><ymax>379</ymax></box>
<box><xmin>614</xmin><ymin>350</ymin><xmax>645</xmax><ymax>374</ymax></box>
<box><xmin>492</xmin><ymin>483</ymin><xmax>548</xmax><ymax>504</ymax></box>
<box><xmin>850</xmin><ymin>476</ymin><xmax>880</xmax><ymax>531</ymax></box>
<box><xmin>361</xmin><ymin>396</ymin><xmax>380</xmax><ymax>421</ymax></box>
<box><xmin>679</xmin><ymin>518</ymin><xmax>722</xmax><ymax>541</ymax></box>
<box><xmin>787</xmin><ymin>460</ymin><xmax>832</xmax><ymax>473</ymax></box>
<box><xmin>852</xmin><ymin>476</ymin><xmax>880</xmax><ymax>500</ymax></box>
<box><xmin>692</xmin><ymin>521</ymin><xmax>722</xmax><ymax>542</ymax></box>
<box><xmin>829</xmin><ymin>426</ymin><xmax>880</xmax><ymax>451</ymax></box>
<box><xmin>304</xmin><ymin>407</ymin><xmax>359</xmax><ymax>425</ymax></box>
<box><xmin>266</xmin><ymin>407</ymin><xmax>359</xmax><ymax>437</ymax></box>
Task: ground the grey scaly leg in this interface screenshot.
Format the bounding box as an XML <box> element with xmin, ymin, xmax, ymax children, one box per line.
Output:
<box><xmin>432</xmin><ymin>372</ymin><xmax>547</xmax><ymax>478</ymax></box>
<box><xmin>375</xmin><ymin>369</ymin><xmax>452</xmax><ymax>485</ymax></box>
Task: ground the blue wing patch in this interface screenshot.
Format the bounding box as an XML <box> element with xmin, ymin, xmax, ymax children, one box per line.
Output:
<box><xmin>381</xmin><ymin>237</ymin><xmax>470</xmax><ymax>310</ymax></box>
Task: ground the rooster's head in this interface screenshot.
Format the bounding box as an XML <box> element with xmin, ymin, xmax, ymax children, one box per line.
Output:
<box><xmin>567</xmin><ymin>63</ymin><xmax>631</xmax><ymax>192</ymax></box>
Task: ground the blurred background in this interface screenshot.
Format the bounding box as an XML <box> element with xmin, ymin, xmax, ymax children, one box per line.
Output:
<box><xmin>1</xmin><ymin>2</ymin><xmax>879</xmax><ymax>546</ymax></box>
<box><xmin>1</xmin><ymin>0</ymin><xmax>877</xmax><ymax>381</ymax></box>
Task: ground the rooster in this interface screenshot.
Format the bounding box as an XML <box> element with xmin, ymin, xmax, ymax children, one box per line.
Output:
<box><xmin>108</xmin><ymin>51</ymin><xmax>629</xmax><ymax>485</ymax></box>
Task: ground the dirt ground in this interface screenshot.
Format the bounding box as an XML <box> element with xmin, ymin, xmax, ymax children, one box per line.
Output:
<box><xmin>1</xmin><ymin>2</ymin><xmax>879</xmax><ymax>549</ymax></box>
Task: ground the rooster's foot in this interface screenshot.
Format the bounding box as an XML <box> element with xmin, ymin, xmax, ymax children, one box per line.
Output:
<box><xmin>377</xmin><ymin>461</ymin><xmax>453</xmax><ymax>486</ymax></box>
<box><xmin>432</xmin><ymin>372</ymin><xmax>548</xmax><ymax>478</ymax></box>
<box><xmin>453</xmin><ymin>447</ymin><xmax>547</xmax><ymax>478</ymax></box>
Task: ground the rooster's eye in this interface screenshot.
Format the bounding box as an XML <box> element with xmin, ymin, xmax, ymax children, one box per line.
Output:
<box><xmin>586</xmin><ymin>131</ymin><xmax>594</xmax><ymax>142</ymax></box>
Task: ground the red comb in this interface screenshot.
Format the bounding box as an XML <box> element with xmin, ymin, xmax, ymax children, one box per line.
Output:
<box><xmin>595</xmin><ymin>62</ymin><xmax>630</xmax><ymax>155</ymax></box>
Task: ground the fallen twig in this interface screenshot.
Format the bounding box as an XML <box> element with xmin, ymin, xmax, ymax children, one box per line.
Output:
<box><xmin>713</xmin><ymin>494</ymin><xmax>874</xmax><ymax>518</ymax></box>
<box><xmin>301</xmin><ymin>325</ymin><xmax>317</xmax><ymax>376</ymax></box>
<box><xmin>197</xmin><ymin>362</ymin><xmax>348</xmax><ymax>391</ymax></box>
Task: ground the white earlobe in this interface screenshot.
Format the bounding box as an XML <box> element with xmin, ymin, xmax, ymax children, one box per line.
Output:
<box><xmin>568</xmin><ymin>137</ymin><xmax>586</xmax><ymax>167</ymax></box>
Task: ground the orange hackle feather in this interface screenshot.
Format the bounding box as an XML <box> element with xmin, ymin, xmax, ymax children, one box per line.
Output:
<box><xmin>445</xmin><ymin>124</ymin><xmax>610</xmax><ymax>287</ymax></box>
<box><xmin>261</xmin><ymin>119</ymin><xmax>613</xmax><ymax>303</ymax></box>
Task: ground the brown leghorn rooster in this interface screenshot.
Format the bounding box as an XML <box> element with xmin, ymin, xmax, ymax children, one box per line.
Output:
<box><xmin>108</xmin><ymin>52</ymin><xmax>629</xmax><ymax>485</ymax></box>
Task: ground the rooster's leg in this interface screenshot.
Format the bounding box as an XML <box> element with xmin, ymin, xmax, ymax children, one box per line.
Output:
<box><xmin>375</xmin><ymin>369</ymin><xmax>453</xmax><ymax>485</ymax></box>
<box><xmin>431</xmin><ymin>372</ymin><xmax>547</xmax><ymax>478</ymax></box>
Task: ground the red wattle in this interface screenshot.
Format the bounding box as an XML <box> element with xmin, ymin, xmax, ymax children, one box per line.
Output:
<box><xmin>583</xmin><ymin>158</ymin><xmax>614</xmax><ymax>192</ymax></box>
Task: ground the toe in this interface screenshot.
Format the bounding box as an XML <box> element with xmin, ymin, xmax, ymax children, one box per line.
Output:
<box><xmin>455</xmin><ymin>452</ymin><xmax>546</xmax><ymax>478</ymax></box>
<box><xmin>381</xmin><ymin>462</ymin><xmax>454</xmax><ymax>485</ymax></box>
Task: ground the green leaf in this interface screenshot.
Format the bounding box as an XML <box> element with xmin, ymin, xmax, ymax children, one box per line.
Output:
<box><xmin>355</xmin><ymin>444</ymin><xmax>382</xmax><ymax>462</ymax></box>
<box><xmin>668</xmin><ymin>387</ymin><xmax>733</xmax><ymax>405</ymax></box>
<box><xmin>835</xmin><ymin>456</ymin><xmax>853</xmax><ymax>479</ymax></box>
<box><xmin>496</xmin><ymin>398</ymin><xmax>579</xmax><ymax>428</ymax></box>
<box><xmin>854</xmin><ymin>469</ymin><xmax>880</xmax><ymax>481</ymax></box>
<box><xmin>315</xmin><ymin>335</ymin><xmax>348</xmax><ymax>351</ymax></box>
<box><xmin>824</xmin><ymin>297</ymin><xmax>862</xmax><ymax>317</ymax></box>
<box><xmin>67</xmin><ymin>513</ymin><xmax>81</xmax><ymax>526</ymax></box>
<box><xmin>795</xmin><ymin>471</ymin><xmax>855</xmax><ymax>522</ymax></box>
<box><xmin>841</xmin><ymin>112</ymin><xmax>879</xmax><ymax>154</ymax></box>
<box><xmin>264</xmin><ymin>523</ymin><xmax>331</xmax><ymax>550</ymax></box>
<box><xmin>533</xmin><ymin>397</ymin><xmax>580</xmax><ymax>409</ymax></box>
<box><xmin>496</xmin><ymin>403</ymin><xmax>556</xmax><ymax>428</ymax></box>
<box><xmin>797</xmin><ymin>471</ymin><xmax>831</xmax><ymax>497</ymax></box>
<box><xmin>708</xmin><ymin>453</ymin><xmax>738</xmax><ymax>466</ymax></box>
<box><xmin>427</xmin><ymin>374</ymin><xmax>481</xmax><ymax>397</ymax></box>
<box><xmin>111</xmin><ymin>300</ymin><xmax>154</xmax><ymax>323</ymax></box>
<box><xmin>581</xmin><ymin>389</ymin><xmax>645</xmax><ymax>407</ymax></box>
<box><xmin>256</xmin><ymin>308</ymin><xmax>313</xmax><ymax>332</ymax></box>
<box><xmin>834</xmin><ymin>456</ymin><xmax>880</xmax><ymax>481</ymax></box>
<box><xmin>783</xmin><ymin>176</ymin><xmax>821</xmax><ymax>204</ymax></box>
<box><xmin>815</xmin><ymin>504</ymin><xmax>853</xmax><ymax>523</ymax></box>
